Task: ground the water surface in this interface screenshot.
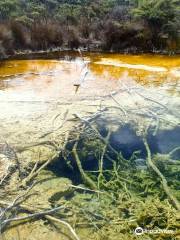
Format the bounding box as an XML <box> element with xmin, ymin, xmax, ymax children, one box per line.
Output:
<box><xmin>0</xmin><ymin>53</ymin><xmax>179</xmax><ymax>102</ymax></box>
<box><xmin>0</xmin><ymin>52</ymin><xmax>180</xmax><ymax>240</ymax></box>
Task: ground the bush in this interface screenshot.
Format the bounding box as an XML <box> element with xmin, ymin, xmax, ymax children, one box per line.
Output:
<box><xmin>133</xmin><ymin>0</ymin><xmax>179</xmax><ymax>50</ymax></box>
<box><xmin>102</xmin><ymin>20</ymin><xmax>153</xmax><ymax>51</ymax></box>
<box><xmin>30</xmin><ymin>21</ymin><xmax>63</xmax><ymax>50</ymax></box>
<box><xmin>0</xmin><ymin>0</ymin><xmax>179</xmax><ymax>53</ymax></box>
<box><xmin>0</xmin><ymin>23</ymin><xmax>14</xmax><ymax>56</ymax></box>
<box><xmin>110</xmin><ymin>5</ymin><xmax>131</xmax><ymax>21</ymax></box>
<box><xmin>10</xmin><ymin>21</ymin><xmax>31</xmax><ymax>49</ymax></box>
<box><xmin>0</xmin><ymin>41</ymin><xmax>6</xmax><ymax>59</ymax></box>
<box><xmin>78</xmin><ymin>19</ymin><xmax>90</xmax><ymax>39</ymax></box>
<box><xmin>66</xmin><ymin>27</ymin><xmax>80</xmax><ymax>49</ymax></box>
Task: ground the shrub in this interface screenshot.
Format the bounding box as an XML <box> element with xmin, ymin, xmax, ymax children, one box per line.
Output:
<box><xmin>102</xmin><ymin>20</ymin><xmax>153</xmax><ymax>51</ymax></box>
<box><xmin>78</xmin><ymin>19</ymin><xmax>90</xmax><ymax>39</ymax></box>
<box><xmin>30</xmin><ymin>21</ymin><xmax>63</xmax><ymax>50</ymax></box>
<box><xmin>10</xmin><ymin>21</ymin><xmax>31</xmax><ymax>49</ymax></box>
<box><xmin>66</xmin><ymin>27</ymin><xmax>80</xmax><ymax>49</ymax></box>
<box><xmin>0</xmin><ymin>41</ymin><xmax>6</xmax><ymax>59</ymax></box>
<box><xmin>110</xmin><ymin>5</ymin><xmax>131</xmax><ymax>21</ymax></box>
<box><xmin>0</xmin><ymin>24</ymin><xmax>14</xmax><ymax>56</ymax></box>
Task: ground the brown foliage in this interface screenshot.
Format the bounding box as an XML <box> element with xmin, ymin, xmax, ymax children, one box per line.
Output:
<box><xmin>30</xmin><ymin>21</ymin><xmax>63</xmax><ymax>50</ymax></box>
<box><xmin>66</xmin><ymin>27</ymin><xmax>80</xmax><ymax>50</ymax></box>
<box><xmin>102</xmin><ymin>20</ymin><xmax>153</xmax><ymax>51</ymax></box>
<box><xmin>10</xmin><ymin>21</ymin><xmax>31</xmax><ymax>49</ymax></box>
<box><xmin>0</xmin><ymin>23</ymin><xmax>14</xmax><ymax>57</ymax></box>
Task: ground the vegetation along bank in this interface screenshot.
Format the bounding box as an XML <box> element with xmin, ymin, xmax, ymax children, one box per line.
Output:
<box><xmin>0</xmin><ymin>0</ymin><xmax>180</xmax><ymax>59</ymax></box>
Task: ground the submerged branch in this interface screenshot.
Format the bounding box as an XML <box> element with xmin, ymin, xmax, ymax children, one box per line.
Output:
<box><xmin>98</xmin><ymin>130</ymin><xmax>111</xmax><ymax>191</ymax></box>
<box><xmin>21</xmin><ymin>152</ymin><xmax>60</xmax><ymax>186</ymax></box>
<box><xmin>46</xmin><ymin>215</ymin><xmax>80</xmax><ymax>240</ymax></box>
<box><xmin>73</xmin><ymin>113</ymin><xmax>122</xmax><ymax>158</ymax></box>
<box><xmin>143</xmin><ymin>138</ymin><xmax>180</xmax><ymax>210</ymax></box>
<box><xmin>72</xmin><ymin>141</ymin><xmax>97</xmax><ymax>190</ymax></box>
<box><xmin>1</xmin><ymin>206</ymin><xmax>64</xmax><ymax>230</ymax></box>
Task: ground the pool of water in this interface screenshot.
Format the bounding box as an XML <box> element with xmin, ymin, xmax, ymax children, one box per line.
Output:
<box><xmin>0</xmin><ymin>51</ymin><xmax>180</xmax><ymax>240</ymax></box>
<box><xmin>0</xmin><ymin>52</ymin><xmax>179</xmax><ymax>102</ymax></box>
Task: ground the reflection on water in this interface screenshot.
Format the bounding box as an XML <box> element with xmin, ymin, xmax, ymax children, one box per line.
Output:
<box><xmin>0</xmin><ymin>52</ymin><xmax>179</xmax><ymax>101</ymax></box>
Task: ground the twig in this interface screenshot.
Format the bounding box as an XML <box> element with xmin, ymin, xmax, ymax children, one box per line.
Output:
<box><xmin>25</xmin><ymin>151</ymin><xmax>41</xmax><ymax>183</ymax></box>
<box><xmin>98</xmin><ymin>131</ymin><xmax>111</xmax><ymax>192</ymax></box>
<box><xmin>143</xmin><ymin>138</ymin><xmax>180</xmax><ymax>210</ymax></box>
<box><xmin>46</xmin><ymin>215</ymin><xmax>80</xmax><ymax>240</ymax></box>
<box><xmin>135</xmin><ymin>91</ymin><xmax>169</xmax><ymax>111</ymax></box>
<box><xmin>72</xmin><ymin>141</ymin><xmax>97</xmax><ymax>190</ymax></box>
<box><xmin>110</xmin><ymin>94</ymin><xmax>127</xmax><ymax>117</ymax></box>
<box><xmin>169</xmin><ymin>147</ymin><xmax>180</xmax><ymax>157</ymax></box>
<box><xmin>73</xmin><ymin>113</ymin><xmax>120</xmax><ymax>157</ymax></box>
<box><xmin>70</xmin><ymin>184</ymin><xmax>104</xmax><ymax>194</ymax></box>
<box><xmin>40</xmin><ymin>110</ymin><xmax>69</xmax><ymax>138</ymax></box>
<box><xmin>1</xmin><ymin>206</ymin><xmax>64</xmax><ymax>228</ymax></box>
<box><xmin>0</xmin><ymin>183</ymin><xmax>35</xmax><ymax>222</ymax></box>
<box><xmin>15</xmin><ymin>141</ymin><xmax>59</xmax><ymax>153</ymax></box>
<box><xmin>21</xmin><ymin>152</ymin><xmax>59</xmax><ymax>186</ymax></box>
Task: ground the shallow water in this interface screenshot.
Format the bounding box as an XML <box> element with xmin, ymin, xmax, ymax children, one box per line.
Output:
<box><xmin>0</xmin><ymin>52</ymin><xmax>180</xmax><ymax>240</ymax></box>
<box><xmin>0</xmin><ymin>53</ymin><xmax>179</xmax><ymax>102</ymax></box>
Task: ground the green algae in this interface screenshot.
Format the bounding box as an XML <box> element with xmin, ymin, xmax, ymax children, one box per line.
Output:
<box><xmin>44</xmin><ymin>121</ymin><xmax>180</xmax><ymax>240</ymax></box>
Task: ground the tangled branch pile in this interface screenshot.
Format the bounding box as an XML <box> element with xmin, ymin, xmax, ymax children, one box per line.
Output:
<box><xmin>0</xmin><ymin>76</ymin><xmax>179</xmax><ymax>240</ymax></box>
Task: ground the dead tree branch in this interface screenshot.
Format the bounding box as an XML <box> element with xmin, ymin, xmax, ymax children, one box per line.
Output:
<box><xmin>143</xmin><ymin>138</ymin><xmax>180</xmax><ymax>210</ymax></box>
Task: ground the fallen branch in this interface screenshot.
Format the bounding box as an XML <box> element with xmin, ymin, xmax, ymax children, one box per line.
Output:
<box><xmin>135</xmin><ymin>90</ymin><xmax>169</xmax><ymax>111</ymax></box>
<box><xmin>15</xmin><ymin>141</ymin><xmax>59</xmax><ymax>153</ymax></box>
<box><xmin>73</xmin><ymin>113</ymin><xmax>125</xmax><ymax>161</ymax></box>
<box><xmin>143</xmin><ymin>138</ymin><xmax>180</xmax><ymax>210</ymax></box>
<box><xmin>169</xmin><ymin>147</ymin><xmax>180</xmax><ymax>157</ymax></box>
<box><xmin>46</xmin><ymin>215</ymin><xmax>80</xmax><ymax>240</ymax></box>
<box><xmin>40</xmin><ymin>110</ymin><xmax>69</xmax><ymax>138</ymax></box>
<box><xmin>72</xmin><ymin>141</ymin><xmax>97</xmax><ymax>190</ymax></box>
<box><xmin>1</xmin><ymin>206</ymin><xmax>64</xmax><ymax>230</ymax></box>
<box><xmin>110</xmin><ymin>94</ymin><xmax>127</xmax><ymax>117</ymax></box>
<box><xmin>21</xmin><ymin>152</ymin><xmax>59</xmax><ymax>186</ymax></box>
<box><xmin>70</xmin><ymin>184</ymin><xmax>104</xmax><ymax>194</ymax></box>
<box><xmin>98</xmin><ymin>131</ymin><xmax>111</xmax><ymax>192</ymax></box>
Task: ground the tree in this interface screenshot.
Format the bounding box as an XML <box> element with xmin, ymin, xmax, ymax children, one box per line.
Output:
<box><xmin>0</xmin><ymin>0</ymin><xmax>21</xmax><ymax>20</ymax></box>
<box><xmin>133</xmin><ymin>0</ymin><xmax>179</xmax><ymax>26</ymax></box>
<box><xmin>133</xmin><ymin>0</ymin><xmax>180</xmax><ymax>49</ymax></box>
